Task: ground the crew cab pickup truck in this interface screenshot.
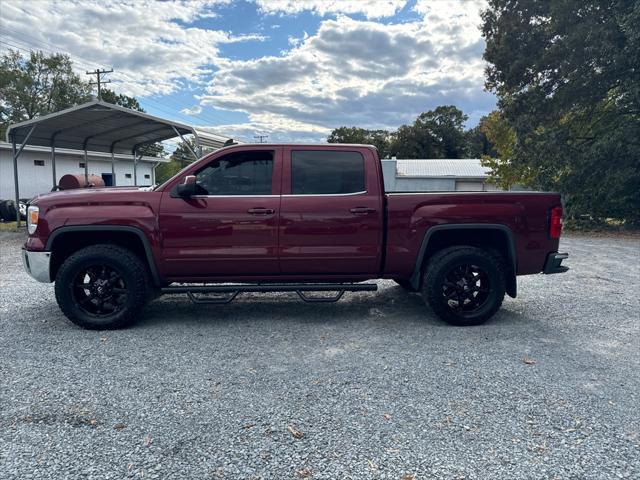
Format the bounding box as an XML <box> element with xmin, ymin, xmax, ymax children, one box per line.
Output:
<box><xmin>22</xmin><ymin>144</ymin><xmax>568</xmax><ymax>329</ymax></box>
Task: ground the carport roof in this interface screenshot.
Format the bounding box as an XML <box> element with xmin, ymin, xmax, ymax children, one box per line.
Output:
<box><xmin>395</xmin><ymin>159</ymin><xmax>490</xmax><ymax>178</ymax></box>
<box><xmin>6</xmin><ymin>100</ymin><xmax>233</xmax><ymax>154</ymax></box>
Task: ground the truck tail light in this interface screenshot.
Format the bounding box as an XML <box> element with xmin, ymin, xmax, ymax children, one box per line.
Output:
<box><xmin>549</xmin><ymin>206</ymin><xmax>563</xmax><ymax>239</ymax></box>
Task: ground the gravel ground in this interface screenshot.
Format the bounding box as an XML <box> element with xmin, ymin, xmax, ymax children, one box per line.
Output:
<box><xmin>0</xmin><ymin>231</ymin><xmax>639</xmax><ymax>479</ymax></box>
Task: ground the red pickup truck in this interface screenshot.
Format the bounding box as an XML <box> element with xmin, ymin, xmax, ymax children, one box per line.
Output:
<box><xmin>22</xmin><ymin>144</ymin><xmax>568</xmax><ymax>329</ymax></box>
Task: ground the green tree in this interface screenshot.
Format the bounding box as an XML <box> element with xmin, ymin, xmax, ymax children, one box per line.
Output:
<box><xmin>327</xmin><ymin>126</ymin><xmax>392</xmax><ymax>158</ymax></box>
<box><xmin>482</xmin><ymin>0</ymin><xmax>640</xmax><ymax>222</ymax></box>
<box><xmin>101</xmin><ymin>88</ymin><xmax>144</xmax><ymax>111</ymax></box>
<box><xmin>479</xmin><ymin>111</ymin><xmax>532</xmax><ymax>189</ymax></box>
<box><xmin>416</xmin><ymin>105</ymin><xmax>469</xmax><ymax>158</ymax></box>
<box><xmin>464</xmin><ymin>116</ymin><xmax>496</xmax><ymax>158</ymax></box>
<box><xmin>388</xmin><ymin>105</ymin><xmax>471</xmax><ymax>158</ymax></box>
<box><xmin>0</xmin><ymin>50</ymin><xmax>91</xmax><ymax>139</ymax></box>
<box><xmin>155</xmin><ymin>138</ymin><xmax>199</xmax><ymax>184</ymax></box>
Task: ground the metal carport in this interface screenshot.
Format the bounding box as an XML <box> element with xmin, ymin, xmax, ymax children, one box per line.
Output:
<box><xmin>6</xmin><ymin>100</ymin><xmax>233</xmax><ymax>225</ymax></box>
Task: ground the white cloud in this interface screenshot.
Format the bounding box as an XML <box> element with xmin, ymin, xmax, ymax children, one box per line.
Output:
<box><xmin>200</xmin><ymin>12</ymin><xmax>494</xmax><ymax>139</ymax></box>
<box><xmin>254</xmin><ymin>0</ymin><xmax>408</xmax><ymax>19</ymax></box>
<box><xmin>181</xmin><ymin>105</ymin><xmax>203</xmax><ymax>115</ymax></box>
<box><xmin>0</xmin><ymin>0</ymin><xmax>261</xmax><ymax>97</ymax></box>
<box><xmin>0</xmin><ymin>0</ymin><xmax>494</xmax><ymax>141</ymax></box>
<box><xmin>287</xmin><ymin>31</ymin><xmax>309</xmax><ymax>47</ymax></box>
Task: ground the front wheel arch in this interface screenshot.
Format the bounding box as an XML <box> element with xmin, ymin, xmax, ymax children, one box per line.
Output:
<box><xmin>47</xmin><ymin>226</ymin><xmax>162</xmax><ymax>287</ymax></box>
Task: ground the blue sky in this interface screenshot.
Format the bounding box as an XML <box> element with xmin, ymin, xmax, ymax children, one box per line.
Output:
<box><xmin>1</xmin><ymin>0</ymin><xmax>495</xmax><ymax>143</ymax></box>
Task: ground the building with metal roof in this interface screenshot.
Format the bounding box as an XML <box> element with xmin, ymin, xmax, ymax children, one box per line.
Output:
<box><xmin>0</xmin><ymin>142</ymin><xmax>168</xmax><ymax>200</ymax></box>
<box><xmin>382</xmin><ymin>158</ymin><xmax>503</xmax><ymax>192</ymax></box>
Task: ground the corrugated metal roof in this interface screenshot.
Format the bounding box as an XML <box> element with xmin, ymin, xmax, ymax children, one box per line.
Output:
<box><xmin>395</xmin><ymin>159</ymin><xmax>490</xmax><ymax>178</ymax></box>
<box><xmin>6</xmin><ymin>100</ymin><xmax>234</xmax><ymax>154</ymax></box>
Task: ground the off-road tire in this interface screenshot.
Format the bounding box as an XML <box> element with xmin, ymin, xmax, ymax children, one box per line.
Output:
<box><xmin>422</xmin><ymin>246</ymin><xmax>506</xmax><ymax>326</ymax></box>
<box><xmin>0</xmin><ymin>200</ymin><xmax>13</xmax><ymax>221</ymax></box>
<box><xmin>55</xmin><ymin>244</ymin><xmax>149</xmax><ymax>330</ymax></box>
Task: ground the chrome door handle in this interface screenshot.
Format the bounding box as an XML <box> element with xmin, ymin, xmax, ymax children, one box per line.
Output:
<box><xmin>247</xmin><ymin>208</ymin><xmax>275</xmax><ymax>215</ymax></box>
<box><xmin>350</xmin><ymin>207</ymin><xmax>376</xmax><ymax>215</ymax></box>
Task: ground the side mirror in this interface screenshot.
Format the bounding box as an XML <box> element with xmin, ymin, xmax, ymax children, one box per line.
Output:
<box><xmin>176</xmin><ymin>175</ymin><xmax>197</xmax><ymax>197</ymax></box>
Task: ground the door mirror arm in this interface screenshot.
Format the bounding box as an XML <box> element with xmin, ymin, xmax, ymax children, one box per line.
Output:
<box><xmin>176</xmin><ymin>175</ymin><xmax>197</xmax><ymax>197</ymax></box>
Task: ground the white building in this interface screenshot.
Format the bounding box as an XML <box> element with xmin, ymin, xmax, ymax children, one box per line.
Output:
<box><xmin>0</xmin><ymin>141</ymin><xmax>168</xmax><ymax>200</ymax></box>
<box><xmin>382</xmin><ymin>158</ymin><xmax>504</xmax><ymax>192</ymax></box>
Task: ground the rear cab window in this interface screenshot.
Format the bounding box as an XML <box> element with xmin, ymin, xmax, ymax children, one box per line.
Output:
<box><xmin>291</xmin><ymin>150</ymin><xmax>365</xmax><ymax>195</ymax></box>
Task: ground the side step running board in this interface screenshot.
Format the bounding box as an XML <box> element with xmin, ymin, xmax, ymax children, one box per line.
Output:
<box><xmin>161</xmin><ymin>283</ymin><xmax>378</xmax><ymax>304</ymax></box>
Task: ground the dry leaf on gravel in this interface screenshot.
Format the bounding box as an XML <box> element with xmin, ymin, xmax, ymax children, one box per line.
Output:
<box><xmin>522</xmin><ymin>355</ymin><xmax>537</xmax><ymax>365</ymax></box>
<box><xmin>383</xmin><ymin>413</ymin><xmax>393</xmax><ymax>420</ymax></box>
<box><xmin>288</xmin><ymin>424</ymin><xmax>304</xmax><ymax>439</ymax></box>
<box><xmin>113</xmin><ymin>423</ymin><xmax>126</xmax><ymax>431</ymax></box>
<box><xmin>296</xmin><ymin>467</ymin><xmax>313</xmax><ymax>478</ymax></box>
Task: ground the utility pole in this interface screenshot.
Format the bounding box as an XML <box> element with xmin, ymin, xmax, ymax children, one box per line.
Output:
<box><xmin>86</xmin><ymin>68</ymin><xmax>113</xmax><ymax>100</ymax></box>
<box><xmin>253</xmin><ymin>134</ymin><xmax>268</xmax><ymax>143</ymax></box>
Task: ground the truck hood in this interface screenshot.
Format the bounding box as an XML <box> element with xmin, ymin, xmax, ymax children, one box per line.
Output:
<box><xmin>30</xmin><ymin>186</ymin><xmax>154</xmax><ymax>205</ymax></box>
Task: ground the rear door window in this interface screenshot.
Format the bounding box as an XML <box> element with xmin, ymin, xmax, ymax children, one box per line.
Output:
<box><xmin>291</xmin><ymin>150</ymin><xmax>365</xmax><ymax>195</ymax></box>
<box><xmin>195</xmin><ymin>150</ymin><xmax>273</xmax><ymax>195</ymax></box>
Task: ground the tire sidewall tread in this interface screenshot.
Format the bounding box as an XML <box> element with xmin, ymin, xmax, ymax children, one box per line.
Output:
<box><xmin>54</xmin><ymin>244</ymin><xmax>148</xmax><ymax>330</ymax></box>
<box><xmin>422</xmin><ymin>246</ymin><xmax>506</xmax><ymax>326</ymax></box>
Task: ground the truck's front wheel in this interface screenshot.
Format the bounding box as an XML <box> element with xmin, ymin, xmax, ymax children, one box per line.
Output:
<box><xmin>54</xmin><ymin>245</ymin><xmax>149</xmax><ymax>330</ymax></box>
<box><xmin>422</xmin><ymin>246</ymin><xmax>506</xmax><ymax>326</ymax></box>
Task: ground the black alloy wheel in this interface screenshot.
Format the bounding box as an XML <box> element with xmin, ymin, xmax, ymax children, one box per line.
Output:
<box><xmin>55</xmin><ymin>244</ymin><xmax>149</xmax><ymax>329</ymax></box>
<box><xmin>441</xmin><ymin>263</ymin><xmax>491</xmax><ymax>313</ymax></box>
<box><xmin>422</xmin><ymin>246</ymin><xmax>506</xmax><ymax>326</ymax></box>
<box><xmin>72</xmin><ymin>264</ymin><xmax>129</xmax><ymax>317</ymax></box>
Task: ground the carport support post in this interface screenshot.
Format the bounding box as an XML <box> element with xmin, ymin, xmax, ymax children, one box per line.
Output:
<box><xmin>110</xmin><ymin>151</ymin><xmax>116</xmax><ymax>186</ymax></box>
<box><xmin>171</xmin><ymin>125</ymin><xmax>199</xmax><ymax>161</ymax></box>
<box><xmin>11</xmin><ymin>141</ymin><xmax>20</xmax><ymax>227</ymax></box>
<box><xmin>10</xmin><ymin>125</ymin><xmax>36</xmax><ymax>227</ymax></box>
<box><xmin>51</xmin><ymin>145</ymin><xmax>57</xmax><ymax>190</ymax></box>
<box><xmin>84</xmin><ymin>150</ymin><xmax>89</xmax><ymax>184</ymax></box>
<box><xmin>133</xmin><ymin>149</ymin><xmax>138</xmax><ymax>186</ymax></box>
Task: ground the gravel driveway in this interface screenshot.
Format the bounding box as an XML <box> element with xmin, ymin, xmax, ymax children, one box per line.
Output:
<box><xmin>1</xmin><ymin>231</ymin><xmax>639</xmax><ymax>479</ymax></box>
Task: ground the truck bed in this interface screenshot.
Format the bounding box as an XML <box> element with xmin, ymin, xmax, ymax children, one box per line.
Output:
<box><xmin>384</xmin><ymin>191</ymin><xmax>562</xmax><ymax>278</ymax></box>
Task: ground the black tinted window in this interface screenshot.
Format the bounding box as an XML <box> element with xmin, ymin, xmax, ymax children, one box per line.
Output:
<box><xmin>291</xmin><ymin>150</ymin><xmax>365</xmax><ymax>194</ymax></box>
<box><xmin>195</xmin><ymin>151</ymin><xmax>273</xmax><ymax>195</ymax></box>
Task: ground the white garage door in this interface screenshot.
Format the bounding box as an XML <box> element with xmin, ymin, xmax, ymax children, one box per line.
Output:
<box><xmin>455</xmin><ymin>181</ymin><xmax>483</xmax><ymax>191</ymax></box>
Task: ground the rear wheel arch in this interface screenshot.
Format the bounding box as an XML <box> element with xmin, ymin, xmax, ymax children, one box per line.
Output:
<box><xmin>46</xmin><ymin>226</ymin><xmax>162</xmax><ymax>287</ymax></box>
<box><xmin>409</xmin><ymin>224</ymin><xmax>517</xmax><ymax>297</ymax></box>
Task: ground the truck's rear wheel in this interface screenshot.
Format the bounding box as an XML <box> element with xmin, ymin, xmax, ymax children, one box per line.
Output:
<box><xmin>54</xmin><ymin>245</ymin><xmax>149</xmax><ymax>330</ymax></box>
<box><xmin>422</xmin><ymin>246</ymin><xmax>506</xmax><ymax>326</ymax></box>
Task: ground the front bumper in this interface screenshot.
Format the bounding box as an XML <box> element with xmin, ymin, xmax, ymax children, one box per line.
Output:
<box><xmin>22</xmin><ymin>249</ymin><xmax>52</xmax><ymax>283</ymax></box>
<box><xmin>543</xmin><ymin>252</ymin><xmax>569</xmax><ymax>274</ymax></box>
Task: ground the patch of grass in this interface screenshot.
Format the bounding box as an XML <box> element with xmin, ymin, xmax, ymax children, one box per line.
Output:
<box><xmin>0</xmin><ymin>221</ymin><xmax>23</xmax><ymax>232</ymax></box>
<box><xmin>564</xmin><ymin>216</ymin><xmax>640</xmax><ymax>234</ymax></box>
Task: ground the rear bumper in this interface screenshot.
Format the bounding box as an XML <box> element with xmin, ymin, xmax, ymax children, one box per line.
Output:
<box><xmin>543</xmin><ymin>252</ymin><xmax>569</xmax><ymax>274</ymax></box>
<box><xmin>22</xmin><ymin>248</ymin><xmax>52</xmax><ymax>283</ymax></box>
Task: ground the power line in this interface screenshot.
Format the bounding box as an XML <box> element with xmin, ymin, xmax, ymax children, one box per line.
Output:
<box><xmin>86</xmin><ymin>68</ymin><xmax>112</xmax><ymax>100</ymax></box>
<box><xmin>254</xmin><ymin>134</ymin><xmax>269</xmax><ymax>143</ymax></box>
<box><xmin>0</xmin><ymin>28</ymin><xmax>231</xmax><ymax>126</ymax></box>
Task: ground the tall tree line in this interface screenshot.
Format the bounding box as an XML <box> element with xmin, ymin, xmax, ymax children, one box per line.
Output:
<box><xmin>481</xmin><ymin>0</ymin><xmax>639</xmax><ymax>224</ymax></box>
<box><xmin>327</xmin><ymin>105</ymin><xmax>496</xmax><ymax>160</ymax></box>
